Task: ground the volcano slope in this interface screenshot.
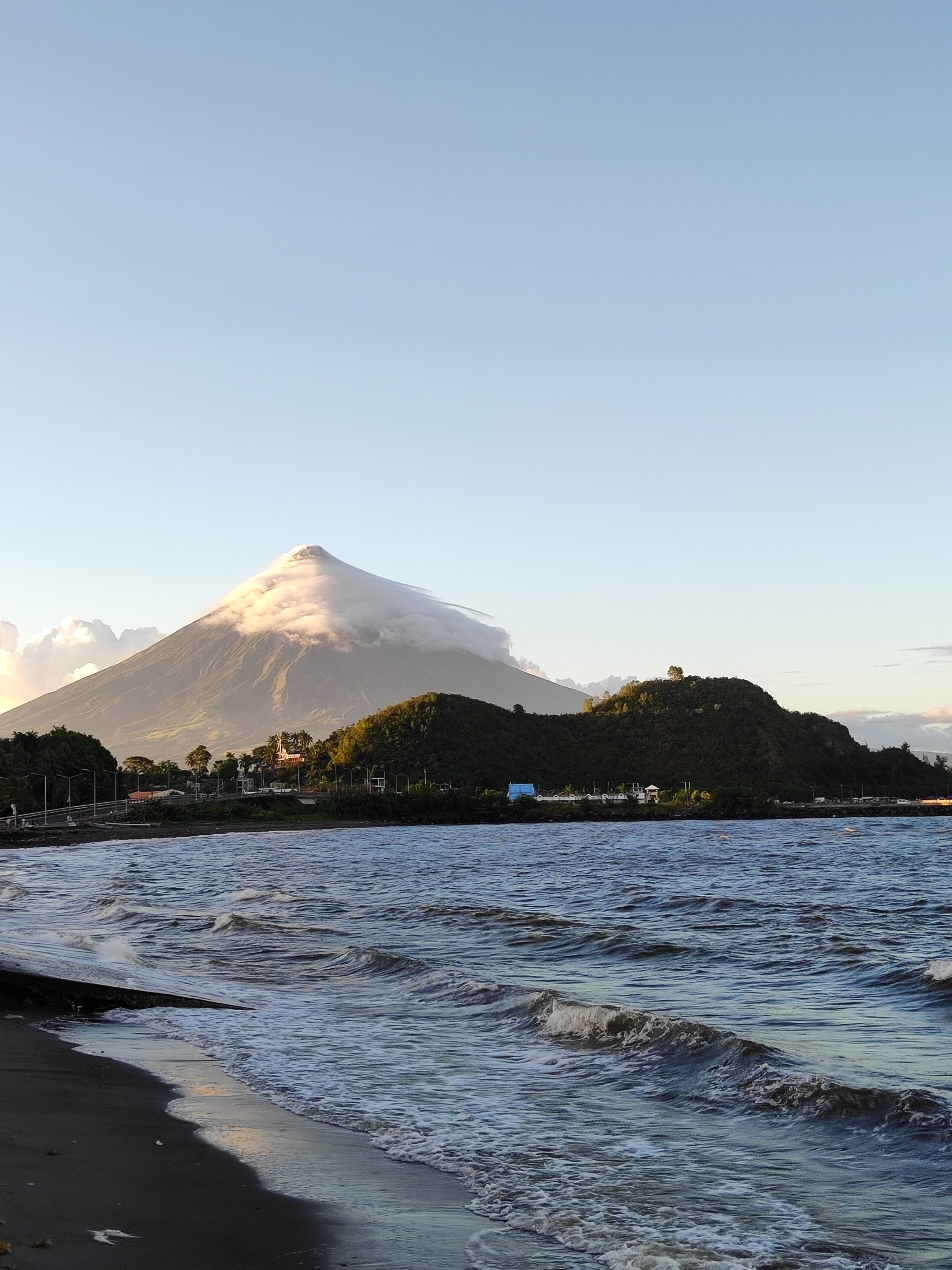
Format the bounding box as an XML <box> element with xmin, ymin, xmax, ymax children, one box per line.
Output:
<box><xmin>0</xmin><ymin>546</ymin><xmax>585</xmax><ymax>758</ymax></box>
<box><xmin>319</xmin><ymin>676</ymin><xmax>943</xmax><ymax>799</ymax></box>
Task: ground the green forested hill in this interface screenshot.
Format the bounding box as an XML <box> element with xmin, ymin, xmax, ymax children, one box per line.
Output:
<box><xmin>319</xmin><ymin>676</ymin><xmax>946</xmax><ymax>799</ymax></box>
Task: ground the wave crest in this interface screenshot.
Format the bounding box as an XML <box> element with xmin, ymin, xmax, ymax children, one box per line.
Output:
<box><xmin>536</xmin><ymin>996</ymin><xmax>764</xmax><ymax>1062</ymax></box>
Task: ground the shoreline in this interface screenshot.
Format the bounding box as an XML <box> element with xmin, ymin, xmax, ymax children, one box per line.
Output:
<box><xmin>66</xmin><ymin>1020</ymin><xmax>494</xmax><ymax>1270</ymax></box>
<box><xmin>3</xmin><ymin>801</ymin><xmax>952</xmax><ymax>849</ymax></box>
<box><xmin>0</xmin><ymin>992</ymin><xmax>499</xmax><ymax>1270</ymax></box>
<box><xmin>0</xmin><ymin>992</ymin><xmax>330</xmax><ymax>1269</ymax></box>
<box><xmin>0</xmin><ymin>819</ymin><xmax>372</xmax><ymax>849</ymax></box>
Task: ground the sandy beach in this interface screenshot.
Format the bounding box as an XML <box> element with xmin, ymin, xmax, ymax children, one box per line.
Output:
<box><xmin>0</xmin><ymin>981</ymin><xmax>491</xmax><ymax>1270</ymax></box>
<box><xmin>0</xmin><ymin>992</ymin><xmax>329</xmax><ymax>1269</ymax></box>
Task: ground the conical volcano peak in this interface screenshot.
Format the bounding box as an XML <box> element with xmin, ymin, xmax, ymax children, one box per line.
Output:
<box><xmin>206</xmin><ymin>546</ymin><xmax>513</xmax><ymax>660</ymax></box>
<box><xmin>285</xmin><ymin>544</ymin><xmax>332</xmax><ymax>563</ymax></box>
<box><xmin>0</xmin><ymin>546</ymin><xmax>587</xmax><ymax>753</ymax></box>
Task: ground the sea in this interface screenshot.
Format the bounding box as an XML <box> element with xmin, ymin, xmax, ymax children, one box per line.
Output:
<box><xmin>1</xmin><ymin>818</ymin><xmax>951</xmax><ymax>1270</ymax></box>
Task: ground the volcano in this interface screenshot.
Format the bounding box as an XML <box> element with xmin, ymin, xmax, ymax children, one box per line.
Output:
<box><xmin>0</xmin><ymin>547</ymin><xmax>586</xmax><ymax>760</ymax></box>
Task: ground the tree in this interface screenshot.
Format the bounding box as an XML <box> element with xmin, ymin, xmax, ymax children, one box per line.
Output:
<box><xmin>0</xmin><ymin>729</ymin><xmax>124</xmax><ymax>809</ymax></box>
<box><xmin>186</xmin><ymin>745</ymin><xmax>212</xmax><ymax>778</ymax></box>
<box><xmin>123</xmin><ymin>756</ymin><xmax>154</xmax><ymax>776</ymax></box>
<box><xmin>667</xmin><ymin>666</ymin><xmax>684</xmax><ymax>682</ymax></box>
<box><xmin>0</xmin><ymin>775</ymin><xmax>35</xmax><ymax>816</ymax></box>
<box><xmin>250</xmin><ymin>744</ymin><xmax>271</xmax><ymax>775</ymax></box>
<box><xmin>213</xmin><ymin>752</ymin><xmax>239</xmax><ymax>780</ymax></box>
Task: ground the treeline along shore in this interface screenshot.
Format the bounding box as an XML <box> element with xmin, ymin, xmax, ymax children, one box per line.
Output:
<box><xmin>3</xmin><ymin>674</ymin><xmax>950</xmax><ymax>831</ymax></box>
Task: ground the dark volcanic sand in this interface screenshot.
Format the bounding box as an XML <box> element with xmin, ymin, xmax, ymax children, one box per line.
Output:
<box><xmin>0</xmin><ymin>994</ymin><xmax>330</xmax><ymax>1269</ymax></box>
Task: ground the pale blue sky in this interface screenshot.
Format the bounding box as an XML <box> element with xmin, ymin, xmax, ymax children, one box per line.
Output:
<box><xmin>2</xmin><ymin>1</ymin><xmax>951</xmax><ymax>729</ymax></box>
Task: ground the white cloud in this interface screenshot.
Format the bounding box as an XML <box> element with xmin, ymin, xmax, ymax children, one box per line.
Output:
<box><xmin>0</xmin><ymin>617</ymin><xmax>162</xmax><ymax>714</ymax></box>
<box><xmin>513</xmin><ymin>657</ymin><xmax>639</xmax><ymax>697</ymax></box>
<box><xmin>833</xmin><ymin>706</ymin><xmax>952</xmax><ymax>756</ymax></box>
<box><xmin>64</xmin><ymin>661</ymin><xmax>101</xmax><ymax>685</ymax></box>
<box><xmin>206</xmin><ymin>545</ymin><xmax>514</xmax><ymax>661</ymax></box>
<box><xmin>513</xmin><ymin>656</ymin><xmax>549</xmax><ymax>679</ymax></box>
<box><xmin>557</xmin><ymin>674</ymin><xmax>639</xmax><ymax>697</ymax></box>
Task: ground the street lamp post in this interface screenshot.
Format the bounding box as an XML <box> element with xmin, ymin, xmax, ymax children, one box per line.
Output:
<box><xmin>27</xmin><ymin>773</ymin><xmax>48</xmax><ymax>825</ymax></box>
<box><xmin>78</xmin><ymin>769</ymin><xmax>97</xmax><ymax>817</ymax></box>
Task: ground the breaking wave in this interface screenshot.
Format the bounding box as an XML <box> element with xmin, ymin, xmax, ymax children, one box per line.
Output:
<box><xmin>302</xmin><ymin>941</ymin><xmax>952</xmax><ymax>1143</ymax></box>
<box><xmin>926</xmin><ymin>958</ymin><xmax>952</xmax><ymax>983</ymax></box>
<box><xmin>530</xmin><ymin>992</ymin><xmax>952</xmax><ymax>1136</ymax></box>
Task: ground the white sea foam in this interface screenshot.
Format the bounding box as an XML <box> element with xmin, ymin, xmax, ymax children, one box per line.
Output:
<box><xmin>538</xmin><ymin>999</ymin><xmax>728</xmax><ymax>1056</ymax></box>
<box><xmin>97</xmin><ymin>936</ymin><xmax>139</xmax><ymax>963</ymax></box>
<box><xmin>542</xmin><ymin>1001</ymin><xmax>627</xmax><ymax>1039</ymax></box>
<box><xmin>211</xmin><ymin>913</ymin><xmax>236</xmax><ymax>932</ymax></box>
<box><xmin>94</xmin><ymin>899</ymin><xmax>128</xmax><ymax>921</ymax></box>
<box><xmin>61</xmin><ymin>933</ymin><xmax>139</xmax><ymax>963</ymax></box>
<box><xmin>926</xmin><ymin>958</ymin><xmax>952</xmax><ymax>982</ymax></box>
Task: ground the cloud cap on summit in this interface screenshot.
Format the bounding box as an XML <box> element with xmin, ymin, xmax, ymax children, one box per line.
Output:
<box><xmin>207</xmin><ymin>546</ymin><xmax>512</xmax><ymax>661</ymax></box>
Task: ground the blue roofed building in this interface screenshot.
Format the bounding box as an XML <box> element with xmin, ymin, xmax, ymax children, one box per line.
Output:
<box><xmin>508</xmin><ymin>783</ymin><xmax>536</xmax><ymax>801</ymax></box>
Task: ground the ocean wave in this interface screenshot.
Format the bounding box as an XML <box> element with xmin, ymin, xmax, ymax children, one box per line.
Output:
<box><xmin>300</xmin><ymin>945</ymin><xmax>952</xmax><ymax>1142</ymax></box>
<box><xmin>208</xmin><ymin>911</ymin><xmax>336</xmax><ymax>935</ymax></box>
<box><xmin>419</xmin><ymin>903</ymin><xmax>693</xmax><ymax>962</ymax></box>
<box><xmin>59</xmin><ymin>933</ymin><xmax>140</xmax><ymax>963</ymax></box>
<box><xmin>534</xmin><ymin>995</ymin><xmax>770</xmax><ymax>1065</ymax></box>
<box><xmin>531</xmin><ymin>992</ymin><xmax>952</xmax><ymax>1137</ymax></box>
<box><xmin>867</xmin><ymin>959</ymin><xmax>952</xmax><ymax>1002</ymax></box>
<box><xmin>93</xmin><ymin>898</ymin><xmax>129</xmax><ymax>921</ymax></box>
<box><xmin>421</xmin><ymin>902</ymin><xmax>576</xmax><ymax>928</ymax></box>
<box><xmin>734</xmin><ymin>1066</ymin><xmax>952</xmax><ymax>1133</ymax></box>
<box><xmin>326</xmin><ymin>944</ymin><xmax>430</xmax><ymax>977</ymax></box>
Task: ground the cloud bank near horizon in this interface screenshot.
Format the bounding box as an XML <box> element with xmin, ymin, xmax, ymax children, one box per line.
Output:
<box><xmin>832</xmin><ymin>706</ymin><xmax>952</xmax><ymax>756</ymax></box>
<box><xmin>0</xmin><ymin>617</ymin><xmax>162</xmax><ymax>714</ymax></box>
<box><xmin>206</xmin><ymin>545</ymin><xmax>515</xmax><ymax>661</ymax></box>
